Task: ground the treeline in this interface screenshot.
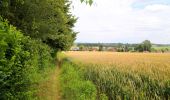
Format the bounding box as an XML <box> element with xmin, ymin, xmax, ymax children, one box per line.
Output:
<box><xmin>0</xmin><ymin>0</ymin><xmax>76</xmax><ymax>99</ymax></box>
<box><xmin>77</xmin><ymin>43</ymin><xmax>136</xmax><ymax>47</ymax></box>
<box><xmin>76</xmin><ymin>40</ymin><xmax>170</xmax><ymax>52</ymax></box>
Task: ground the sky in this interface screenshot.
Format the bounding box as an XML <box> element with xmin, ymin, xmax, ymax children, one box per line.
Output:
<box><xmin>71</xmin><ymin>0</ymin><xmax>170</xmax><ymax>44</ymax></box>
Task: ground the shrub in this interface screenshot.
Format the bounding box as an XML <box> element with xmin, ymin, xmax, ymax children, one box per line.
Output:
<box><xmin>0</xmin><ymin>17</ymin><xmax>54</xmax><ymax>99</ymax></box>
<box><xmin>0</xmin><ymin>18</ymin><xmax>30</xmax><ymax>99</ymax></box>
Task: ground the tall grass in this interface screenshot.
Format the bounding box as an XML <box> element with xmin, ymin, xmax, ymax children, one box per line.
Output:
<box><xmin>60</xmin><ymin>60</ymin><xmax>97</xmax><ymax>100</ymax></box>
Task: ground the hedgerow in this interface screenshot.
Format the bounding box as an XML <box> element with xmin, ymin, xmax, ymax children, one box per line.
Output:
<box><xmin>0</xmin><ymin>17</ymin><xmax>54</xmax><ymax>99</ymax></box>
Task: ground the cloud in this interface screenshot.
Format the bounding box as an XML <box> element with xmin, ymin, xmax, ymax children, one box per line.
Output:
<box><xmin>144</xmin><ymin>4</ymin><xmax>170</xmax><ymax>12</ymax></box>
<box><xmin>71</xmin><ymin>0</ymin><xmax>170</xmax><ymax>44</ymax></box>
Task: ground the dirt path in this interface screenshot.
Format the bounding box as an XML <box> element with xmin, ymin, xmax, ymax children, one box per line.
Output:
<box><xmin>36</xmin><ymin>67</ymin><xmax>61</xmax><ymax>100</ymax></box>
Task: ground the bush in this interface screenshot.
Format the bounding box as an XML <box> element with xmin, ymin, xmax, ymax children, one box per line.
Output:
<box><xmin>0</xmin><ymin>17</ymin><xmax>54</xmax><ymax>99</ymax></box>
<box><xmin>60</xmin><ymin>61</ymin><xmax>97</xmax><ymax>100</ymax></box>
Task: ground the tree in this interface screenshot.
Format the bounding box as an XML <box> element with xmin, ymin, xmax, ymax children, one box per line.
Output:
<box><xmin>99</xmin><ymin>45</ymin><xmax>103</xmax><ymax>51</ymax></box>
<box><xmin>79</xmin><ymin>45</ymin><xmax>85</xmax><ymax>51</ymax></box>
<box><xmin>0</xmin><ymin>0</ymin><xmax>77</xmax><ymax>51</ymax></box>
<box><xmin>135</xmin><ymin>44</ymin><xmax>144</xmax><ymax>52</ymax></box>
<box><xmin>123</xmin><ymin>44</ymin><xmax>129</xmax><ymax>52</ymax></box>
<box><xmin>135</xmin><ymin>40</ymin><xmax>152</xmax><ymax>52</ymax></box>
<box><xmin>142</xmin><ymin>40</ymin><xmax>152</xmax><ymax>52</ymax></box>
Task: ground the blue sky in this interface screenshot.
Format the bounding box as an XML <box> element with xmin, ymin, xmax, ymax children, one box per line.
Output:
<box><xmin>132</xmin><ymin>0</ymin><xmax>170</xmax><ymax>9</ymax></box>
<box><xmin>71</xmin><ymin>0</ymin><xmax>170</xmax><ymax>44</ymax></box>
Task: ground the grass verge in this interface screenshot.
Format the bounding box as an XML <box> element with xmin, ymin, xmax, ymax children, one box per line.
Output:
<box><xmin>35</xmin><ymin>66</ymin><xmax>61</xmax><ymax>100</ymax></box>
<box><xmin>60</xmin><ymin>60</ymin><xmax>97</xmax><ymax>100</ymax></box>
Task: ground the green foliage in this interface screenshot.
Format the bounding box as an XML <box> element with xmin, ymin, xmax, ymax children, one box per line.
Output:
<box><xmin>0</xmin><ymin>17</ymin><xmax>54</xmax><ymax>99</ymax></box>
<box><xmin>0</xmin><ymin>0</ymin><xmax>77</xmax><ymax>51</ymax></box>
<box><xmin>99</xmin><ymin>45</ymin><xmax>103</xmax><ymax>51</ymax></box>
<box><xmin>142</xmin><ymin>40</ymin><xmax>152</xmax><ymax>51</ymax></box>
<box><xmin>79</xmin><ymin>45</ymin><xmax>85</xmax><ymax>51</ymax></box>
<box><xmin>80</xmin><ymin>0</ymin><xmax>93</xmax><ymax>5</ymax></box>
<box><xmin>135</xmin><ymin>44</ymin><xmax>144</xmax><ymax>52</ymax></box>
<box><xmin>99</xmin><ymin>93</ymin><xmax>108</xmax><ymax>100</ymax></box>
<box><xmin>0</xmin><ymin>0</ymin><xmax>78</xmax><ymax>99</ymax></box>
<box><xmin>115</xmin><ymin>44</ymin><xmax>132</xmax><ymax>52</ymax></box>
<box><xmin>0</xmin><ymin>18</ymin><xmax>30</xmax><ymax>99</ymax></box>
<box><xmin>151</xmin><ymin>45</ymin><xmax>170</xmax><ymax>53</ymax></box>
<box><xmin>60</xmin><ymin>61</ymin><xmax>97</xmax><ymax>100</ymax></box>
<box><xmin>135</xmin><ymin>40</ymin><xmax>152</xmax><ymax>52</ymax></box>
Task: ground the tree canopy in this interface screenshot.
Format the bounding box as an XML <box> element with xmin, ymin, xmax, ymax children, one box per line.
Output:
<box><xmin>0</xmin><ymin>0</ymin><xmax>77</xmax><ymax>98</ymax></box>
<box><xmin>135</xmin><ymin>40</ymin><xmax>152</xmax><ymax>52</ymax></box>
<box><xmin>0</xmin><ymin>0</ymin><xmax>77</xmax><ymax>51</ymax></box>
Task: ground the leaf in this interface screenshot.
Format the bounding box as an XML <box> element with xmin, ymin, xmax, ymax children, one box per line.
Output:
<box><xmin>89</xmin><ymin>0</ymin><xmax>93</xmax><ymax>6</ymax></box>
<box><xmin>80</xmin><ymin>0</ymin><xmax>84</xmax><ymax>3</ymax></box>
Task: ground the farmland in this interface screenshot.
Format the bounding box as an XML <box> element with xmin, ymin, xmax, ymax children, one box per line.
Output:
<box><xmin>66</xmin><ymin>51</ymin><xmax>170</xmax><ymax>99</ymax></box>
<box><xmin>1</xmin><ymin>0</ymin><xmax>170</xmax><ymax>100</ymax></box>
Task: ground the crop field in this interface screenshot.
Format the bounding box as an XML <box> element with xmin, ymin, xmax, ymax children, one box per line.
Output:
<box><xmin>152</xmin><ymin>45</ymin><xmax>170</xmax><ymax>50</ymax></box>
<box><xmin>66</xmin><ymin>51</ymin><xmax>170</xmax><ymax>99</ymax></box>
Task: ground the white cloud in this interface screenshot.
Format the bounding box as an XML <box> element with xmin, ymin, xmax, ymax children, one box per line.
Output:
<box><xmin>71</xmin><ymin>0</ymin><xmax>170</xmax><ymax>44</ymax></box>
<box><xmin>144</xmin><ymin>4</ymin><xmax>170</xmax><ymax>12</ymax></box>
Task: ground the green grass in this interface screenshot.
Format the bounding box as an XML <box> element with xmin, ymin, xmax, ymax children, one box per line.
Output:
<box><xmin>60</xmin><ymin>61</ymin><xmax>97</xmax><ymax>100</ymax></box>
<box><xmin>35</xmin><ymin>67</ymin><xmax>61</xmax><ymax>100</ymax></box>
<box><xmin>152</xmin><ymin>45</ymin><xmax>170</xmax><ymax>50</ymax></box>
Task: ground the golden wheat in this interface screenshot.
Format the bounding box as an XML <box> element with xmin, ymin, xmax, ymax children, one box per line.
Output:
<box><xmin>66</xmin><ymin>51</ymin><xmax>170</xmax><ymax>78</ymax></box>
<box><xmin>66</xmin><ymin>51</ymin><xmax>170</xmax><ymax>99</ymax></box>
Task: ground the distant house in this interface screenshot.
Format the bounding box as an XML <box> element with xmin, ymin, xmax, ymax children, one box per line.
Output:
<box><xmin>91</xmin><ymin>48</ymin><xmax>98</xmax><ymax>51</ymax></box>
<box><xmin>107</xmin><ymin>47</ymin><xmax>117</xmax><ymax>52</ymax></box>
<box><xmin>70</xmin><ymin>46</ymin><xmax>79</xmax><ymax>51</ymax></box>
<box><xmin>143</xmin><ymin>51</ymin><xmax>150</xmax><ymax>53</ymax></box>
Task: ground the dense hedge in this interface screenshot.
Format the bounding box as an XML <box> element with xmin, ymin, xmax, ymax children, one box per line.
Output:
<box><xmin>0</xmin><ymin>18</ymin><xmax>54</xmax><ymax>99</ymax></box>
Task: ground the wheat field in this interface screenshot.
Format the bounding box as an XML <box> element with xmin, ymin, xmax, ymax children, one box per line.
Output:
<box><xmin>66</xmin><ymin>51</ymin><xmax>170</xmax><ymax>64</ymax></box>
<box><xmin>66</xmin><ymin>51</ymin><xmax>170</xmax><ymax>78</ymax></box>
<box><xmin>66</xmin><ymin>51</ymin><xmax>170</xmax><ymax>99</ymax></box>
